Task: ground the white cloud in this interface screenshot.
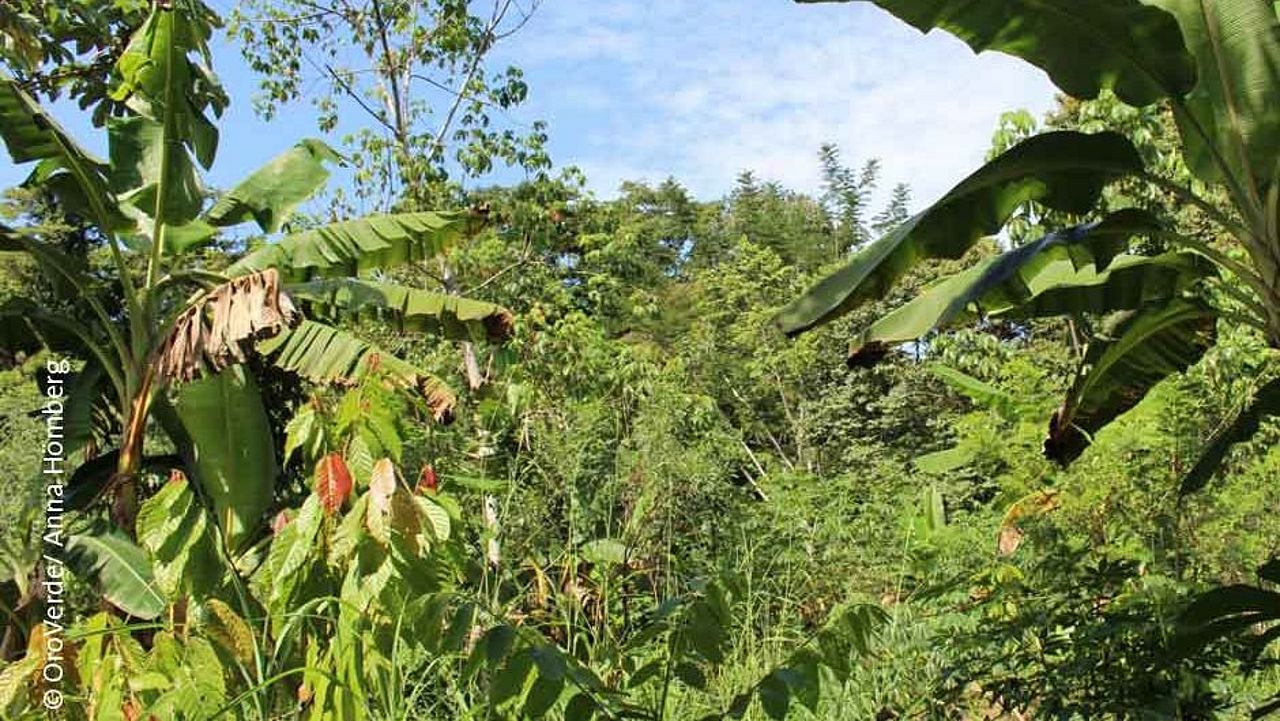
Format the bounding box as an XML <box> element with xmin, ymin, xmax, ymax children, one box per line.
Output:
<box><xmin>505</xmin><ymin>0</ymin><xmax>1058</xmax><ymax>207</ymax></box>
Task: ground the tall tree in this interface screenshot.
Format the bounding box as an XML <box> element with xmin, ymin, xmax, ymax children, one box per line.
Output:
<box><xmin>230</xmin><ymin>0</ymin><xmax>549</xmax><ymax>211</ymax></box>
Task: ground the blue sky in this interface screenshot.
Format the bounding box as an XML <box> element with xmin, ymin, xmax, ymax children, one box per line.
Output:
<box><xmin>3</xmin><ymin>1</ymin><xmax>1058</xmax><ymax>209</ymax></box>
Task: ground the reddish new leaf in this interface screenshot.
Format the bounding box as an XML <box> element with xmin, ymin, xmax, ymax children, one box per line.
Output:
<box><xmin>315</xmin><ymin>453</ymin><xmax>353</xmax><ymax>515</ymax></box>
<box><xmin>416</xmin><ymin>464</ymin><xmax>439</xmax><ymax>495</ymax></box>
<box><xmin>271</xmin><ymin>510</ymin><xmax>292</xmax><ymax>536</ymax></box>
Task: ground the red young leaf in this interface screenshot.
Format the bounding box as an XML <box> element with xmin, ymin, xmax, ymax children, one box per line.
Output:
<box><xmin>416</xmin><ymin>464</ymin><xmax>439</xmax><ymax>495</ymax></box>
<box><xmin>315</xmin><ymin>453</ymin><xmax>353</xmax><ymax>515</ymax></box>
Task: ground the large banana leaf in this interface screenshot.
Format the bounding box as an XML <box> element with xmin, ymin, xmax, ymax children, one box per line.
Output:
<box><xmin>136</xmin><ymin>473</ymin><xmax>224</xmax><ymax>599</ymax></box>
<box><xmin>799</xmin><ymin>0</ymin><xmax>1196</xmax><ymax>106</ymax></box>
<box><xmin>206</xmin><ymin>139</ymin><xmax>342</xmax><ymax>233</ymax></box>
<box><xmin>846</xmin><ymin>210</ymin><xmax>1169</xmax><ymax>360</ymax></box>
<box><xmin>1176</xmin><ymin>582</ymin><xmax>1280</xmax><ymax>656</ymax></box>
<box><xmin>111</xmin><ymin>1</ymin><xmax>224</xmax><ymax>169</ymax></box>
<box><xmin>0</xmin><ymin>74</ymin><xmax>118</xmax><ymax>228</ymax></box>
<box><xmin>286</xmin><ymin>279</ymin><xmax>514</xmax><ymax>343</ymax></box>
<box><xmin>1179</xmin><ymin>376</ymin><xmax>1280</xmax><ymax>495</ymax></box>
<box><xmin>107</xmin><ymin>115</ymin><xmax>205</xmax><ymax>231</ymax></box>
<box><xmin>1045</xmin><ymin>299</ymin><xmax>1218</xmax><ymax>463</ymax></box>
<box><xmin>776</xmin><ymin>131</ymin><xmax>1144</xmax><ymax>335</ymax></box>
<box><xmin>227</xmin><ymin>211</ymin><xmax>478</xmax><ymax>282</ymax></box>
<box><xmin>259</xmin><ymin>319</ymin><xmax>458</xmax><ymax>419</ymax></box>
<box><xmin>171</xmin><ymin>366</ymin><xmax>277</xmax><ymax>551</ymax></box>
<box><xmin>1147</xmin><ymin>0</ymin><xmax>1280</xmax><ymax>188</ymax></box>
<box><xmin>852</xmin><ymin>252</ymin><xmax>1210</xmax><ymax>363</ymax></box>
<box><xmin>65</xmin><ymin>523</ymin><xmax>165</xmax><ymax>620</ymax></box>
<box><xmin>0</xmin><ymin>297</ymin><xmax>127</xmax><ymax>400</ymax></box>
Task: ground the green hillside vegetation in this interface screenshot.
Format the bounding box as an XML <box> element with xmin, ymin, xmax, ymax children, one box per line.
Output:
<box><xmin>0</xmin><ymin>1</ymin><xmax>1277</xmax><ymax>719</ymax></box>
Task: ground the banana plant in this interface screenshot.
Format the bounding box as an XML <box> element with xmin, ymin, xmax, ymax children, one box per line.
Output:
<box><xmin>780</xmin><ymin>0</ymin><xmax>1280</xmax><ymax>476</ymax></box>
<box><xmin>0</xmin><ymin>0</ymin><xmax>511</xmax><ymax>615</ymax></box>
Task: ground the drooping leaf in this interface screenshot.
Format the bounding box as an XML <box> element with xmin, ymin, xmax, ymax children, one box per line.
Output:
<box><xmin>172</xmin><ymin>366</ymin><xmax>277</xmax><ymax>549</ymax></box>
<box><xmin>201</xmin><ymin>598</ymin><xmax>256</xmax><ymax>666</ymax></box>
<box><xmin>66</xmin><ymin>452</ymin><xmax>183</xmax><ymax>512</ymax></box>
<box><xmin>206</xmin><ymin>139</ymin><xmax>342</xmax><ymax>233</ymax></box>
<box><xmin>850</xmin><ymin>245</ymin><xmax>1209</xmax><ymax>364</ymax></box>
<box><xmin>0</xmin><ymin>297</ymin><xmax>108</xmax><ymax>364</ymax></box>
<box><xmin>135</xmin><ymin>471</ymin><xmax>222</xmax><ymax>599</ymax></box>
<box><xmin>283</xmin><ymin>402</ymin><xmax>322</xmax><ymax>466</ymax></box>
<box><xmin>368</xmin><ymin>458</ymin><xmax>397</xmax><ymax>513</ymax></box>
<box><xmin>0</xmin><ymin>229</ymin><xmax>106</xmax><ymax>314</ymax></box>
<box><xmin>1148</xmin><ymin>0</ymin><xmax>1280</xmax><ymax>187</ymax></box>
<box><xmin>258</xmin><ymin>319</ymin><xmax>458</xmax><ymax>420</ymax></box>
<box><xmin>1045</xmin><ymin>300</ymin><xmax>1218</xmax><ymax>463</ymax></box>
<box><xmin>0</xmin><ymin>72</ymin><xmax>117</xmax><ymax>225</ymax></box>
<box><xmin>1176</xmin><ymin>583</ymin><xmax>1280</xmax><ymax>655</ymax></box>
<box><xmin>65</xmin><ymin>523</ymin><xmax>165</xmax><ymax>619</ymax></box>
<box><xmin>1180</xmin><ymin>377</ymin><xmax>1280</xmax><ymax>495</ymax></box>
<box><xmin>286</xmin><ymin>278</ymin><xmax>514</xmax><ymax>343</ymax></box>
<box><xmin>914</xmin><ymin>445</ymin><xmax>976</xmax><ymax>474</ymax></box>
<box><xmin>316</xmin><ymin>453</ymin><xmax>354</xmax><ymax>515</ymax></box>
<box><xmin>799</xmin><ymin>0</ymin><xmax>1197</xmax><ymax>106</ymax></box>
<box><xmin>227</xmin><ymin>211</ymin><xmax>481</xmax><ymax>282</ymax></box>
<box><xmin>929</xmin><ymin>365</ymin><xmax>1017</xmax><ymax>417</ymax></box>
<box><xmin>154</xmin><ymin>268</ymin><xmax>300</xmax><ymax>384</ymax></box>
<box><xmin>107</xmin><ymin>115</ymin><xmax>204</xmax><ymax>229</ymax></box>
<box><xmin>776</xmin><ymin>131</ymin><xmax>1144</xmax><ymax>336</ymax></box>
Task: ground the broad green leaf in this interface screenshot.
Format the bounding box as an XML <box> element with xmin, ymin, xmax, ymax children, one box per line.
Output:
<box><xmin>776</xmin><ymin>131</ymin><xmax>1143</xmax><ymax>335</ymax></box>
<box><xmin>0</xmin><ymin>298</ymin><xmax>105</xmax><ymax>362</ymax></box>
<box><xmin>108</xmin><ymin>115</ymin><xmax>204</xmax><ymax>229</ymax></box>
<box><xmin>758</xmin><ymin>672</ymin><xmax>791</xmax><ymax>720</ymax></box>
<box><xmin>998</xmin><ymin>252</ymin><xmax>1213</xmax><ymax>320</ymax></box>
<box><xmin>800</xmin><ymin>0</ymin><xmax>1196</xmax><ymax>106</ymax></box>
<box><xmin>1148</xmin><ymin>0</ymin><xmax>1280</xmax><ymax>187</ymax></box>
<box><xmin>253</xmin><ymin>494</ymin><xmax>322</xmax><ymax>615</ymax></box>
<box><xmin>206</xmin><ymin>139</ymin><xmax>343</xmax><ymax>233</ymax></box>
<box><xmin>564</xmin><ymin>693</ymin><xmax>596</xmax><ymax>721</ymax></box>
<box><xmin>145</xmin><ymin>634</ymin><xmax>227</xmax><ymax>719</ymax></box>
<box><xmin>345</xmin><ymin>434</ymin><xmax>375</xmax><ymax>488</ymax></box>
<box><xmin>415</xmin><ymin>496</ymin><xmax>451</xmax><ymax>542</ymax></box>
<box><xmin>66</xmin><ymin>452</ymin><xmax>183</xmax><ymax>512</ymax></box>
<box><xmin>227</xmin><ymin>211</ymin><xmax>479</xmax><ymax>281</ymax></box>
<box><xmin>258</xmin><ymin>319</ymin><xmax>458</xmax><ymax>419</ymax></box>
<box><xmin>580</xmin><ymin>539</ymin><xmax>628</xmax><ymax>565</ymax></box>
<box><xmin>0</xmin><ymin>230</ymin><xmax>105</xmax><ymax>313</ymax></box>
<box><xmin>914</xmin><ymin>446</ymin><xmax>975</xmax><ymax>474</ymax></box>
<box><xmin>136</xmin><ymin>472</ymin><xmax>222</xmax><ymax>599</ymax></box>
<box><xmin>65</xmin><ymin>523</ymin><xmax>165</xmax><ymax>619</ymax></box>
<box><xmin>929</xmin><ymin>365</ymin><xmax>1016</xmax><ymax>417</ymax></box>
<box><xmin>524</xmin><ymin>673</ymin><xmax>565</xmax><ymax>717</ymax></box>
<box><xmin>283</xmin><ymin>402</ymin><xmax>321</xmax><ymax>465</ymax></box>
<box><xmin>850</xmin><ymin>244</ymin><xmax>1208</xmax><ymax>364</ymax></box>
<box><xmin>1181</xmin><ymin>584</ymin><xmax>1280</xmax><ymax>626</ymax></box>
<box><xmin>112</xmin><ymin>2</ymin><xmax>224</xmax><ymax>169</ymax></box>
<box><xmin>172</xmin><ymin>366</ymin><xmax>277</xmax><ymax>550</ymax></box>
<box><xmin>0</xmin><ymin>73</ymin><xmax>118</xmax><ymax>226</ymax></box>
<box><xmin>286</xmin><ymin>278</ymin><xmax>515</xmax><ymax>343</ymax></box>
<box><xmin>1046</xmin><ymin>300</ymin><xmax>1218</xmax><ymax>463</ymax></box>
<box><xmin>1180</xmin><ymin>377</ymin><xmax>1280</xmax><ymax>494</ymax></box>
<box><xmin>484</xmin><ymin>624</ymin><xmax>517</xmax><ymax>666</ymax></box>
<box><xmin>938</xmin><ymin>209</ymin><xmax>1158</xmax><ymax>318</ymax></box>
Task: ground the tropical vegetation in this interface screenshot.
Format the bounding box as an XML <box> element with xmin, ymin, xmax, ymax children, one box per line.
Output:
<box><xmin>0</xmin><ymin>0</ymin><xmax>1275</xmax><ymax>719</ymax></box>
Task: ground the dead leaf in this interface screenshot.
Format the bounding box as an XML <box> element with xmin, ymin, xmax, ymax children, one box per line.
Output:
<box><xmin>155</xmin><ymin>268</ymin><xmax>300</xmax><ymax>383</ymax></box>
